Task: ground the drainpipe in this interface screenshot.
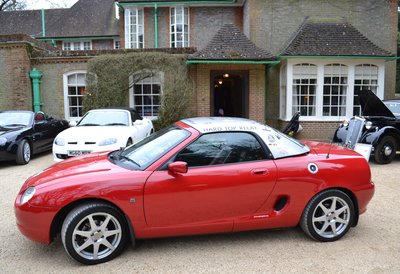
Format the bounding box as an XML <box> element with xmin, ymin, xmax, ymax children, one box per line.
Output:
<box><xmin>41</xmin><ymin>8</ymin><xmax>46</xmax><ymax>37</ymax></box>
<box><xmin>29</xmin><ymin>68</ymin><xmax>43</xmax><ymax>112</ymax></box>
<box><xmin>154</xmin><ymin>3</ymin><xmax>158</xmax><ymax>48</ymax></box>
<box><xmin>264</xmin><ymin>65</ymin><xmax>268</xmax><ymax>124</ymax></box>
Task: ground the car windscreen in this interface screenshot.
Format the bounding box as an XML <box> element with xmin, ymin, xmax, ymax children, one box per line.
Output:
<box><xmin>118</xmin><ymin>125</ymin><xmax>190</xmax><ymax>169</ymax></box>
<box><xmin>258</xmin><ymin>127</ymin><xmax>310</xmax><ymax>159</ymax></box>
<box><xmin>78</xmin><ymin>110</ymin><xmax>129</xmax><ymax>126</ymax></box>
<box><xmin>0</xmin><ymin>112</ymin><xmax>32</xmax><ymax>127</ymax></box>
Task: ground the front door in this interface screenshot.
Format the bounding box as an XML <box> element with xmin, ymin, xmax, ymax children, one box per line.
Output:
<box><xmin>211</xmin><ymin>71</ymin><xmax>248</xmax><ymax>118</ymax></box>
<box><xmin>143</xmin><ymin>131</ymin><xmax>277</xmax><ymax>230</ymax></box>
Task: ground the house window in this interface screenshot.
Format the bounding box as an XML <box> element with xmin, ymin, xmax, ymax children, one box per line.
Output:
<box><xmin>114</xmin><ymin>40</ymin><xmax>120</xmax><ymax>49</ymax></box>
<box><xmin>64</xmin><ymin>72</ymin><xmax>86</xmax><ymax>120</ymax></box>
<box><xmin>323</xmin><ymin>64</ymin><xmax>348</xmax><ymax>116</ymax></box>
<box><xmin>63</xmin><ymin>42</ymin><xmax>71</xmax><ymax>50</ymax></box>
<box><xmin>62</xmin><ymin>41</ymin><xmax>92</xmax><ymax>50</ymax></box>
<box><xmin>292</xmin><ymin>64</ymin><xmax>317</xmax><ymax>116</ymax></box>
<box><xmin>129</xmin><ymin>72</ymin><xmax>162</xmax><ymax>119</ymax></box>
<box><xmin>125</xmin><ymin>8</ymin><xmax>144</xmax><ymax>49</ymax></box>
<box><xmin>170</xmin><ymin>7</ymin><xmax>189</xmax><ymax>48</ymax></box>
<box><xmin>354</xmin><ymin>64</ymin><xmax>378</xmax><ymax>116</ymax></box>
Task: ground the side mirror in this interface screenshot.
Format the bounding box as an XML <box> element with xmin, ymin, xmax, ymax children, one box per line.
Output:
<box><xmin>168</xmin><ymin>161</ymin><xmax>188</xmax><ymax>174</ymax></box>
<box><xmin>69</xmin><ymin>120</ymin><xmax>77</xmax><ymax>127</ymax></box>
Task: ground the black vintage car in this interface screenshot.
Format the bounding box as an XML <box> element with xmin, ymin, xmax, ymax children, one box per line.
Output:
<box><xmin>334</xmin><ymin>90</ymin><xmax>400</xmax><ymax>164</ymax></box>
<box><xmin>0</xmin><ymin>110</ymin><xmax>69</xmax><ymax>165</ymax></box>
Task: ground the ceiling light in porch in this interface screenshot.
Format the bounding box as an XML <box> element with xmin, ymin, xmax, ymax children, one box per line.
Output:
<box><xmin>223</xmin><ymin>73</ymin><xmax>229</xmax><ymax>78</ymax></box>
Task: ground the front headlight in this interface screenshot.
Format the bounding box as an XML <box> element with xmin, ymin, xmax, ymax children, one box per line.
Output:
<box><xmin>365</xmin><ymin>121</ymin><xmax>373</xmax><ymax>130</ymax></box>
<box><xmin>20</xmin><ymin>187</ymin><xmax>36</xmax><ymax>205</ymax></box>
<box><xmin>342</xmin><ymin>120</ymin><xmax>349</xmax><ymax>127</ymax></box>
<box><xmin>54</xmin><ymin>137</ymin><xmax>65</xmax><ymax>146</ymax></box>
<box><xmin>99</xmin><ymin>138</ymin><xmax>117</xmax><ymax>146</ymax></box>
<box><xmin>0</xmin><ymin>137</ymin><xmax>7</xmax><ymax>146</ymax></box>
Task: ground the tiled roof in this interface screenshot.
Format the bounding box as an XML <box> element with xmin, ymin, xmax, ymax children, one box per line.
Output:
<box><xmin>189</xmin><ymin>24</ymin><xmax>275</xmax><ymax>61</ymax></box>
<box><xmin>0</xmin><ymin>0</ymin><xmax>118</xmax><ymax>38</ymax></box>
<box><xmin>281</xmin><ymin>18</ymin><xmax>393</xmax><ymax>57</ymax></box>
<box><xmin>46</xmin><ymin>0</ymin><xmax>118</xmax><ymax>38</ymax></box>
<box><xmin>0</xmin><ymin>9</ymin><xmax>64</xmax><ymax>37</ymax></box>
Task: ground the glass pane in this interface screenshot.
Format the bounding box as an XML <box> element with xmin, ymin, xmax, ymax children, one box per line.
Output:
<box><xmin>68</xmin><ymin>87</ymin><xmax>77</xmax><ymax>96</ymax></box>
<box><xmin>68</xmin><ymin>75</ymin><xmax>76</xmax><ymax>85</ymax></box>
<box><xmin>143</xmin><ymin>85</ymin><xmax>151</xmax><ymax>94</ymax></box>
<box><xmin>134</xmin><ymin>96</ymin><xmax>142</xmax><ymax>105</ymax></box>
<box><xmin>77</xmin><ymin>74</ymin><xmax>85</xmax><ymax>85</ymax></box>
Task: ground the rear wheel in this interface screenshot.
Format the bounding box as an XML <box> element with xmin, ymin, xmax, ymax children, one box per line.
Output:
<box><xmin>374</xmin><ymin>136</ymin><xmax>397</xmax><ymax>164</ymax></box>
<box><xmin>300</xmin><ymin>189</ymin><xmax>354</xmax><ymax>242</ymax></box>
<box><xmin>16</xmin><ymin>139</ymin><xmax>31</xmax><ymax>165</ymax></box>
<box><xmin>61</xmin><ymin>203</ymin><xmax>128</xmax><ymax>265</ymax></box>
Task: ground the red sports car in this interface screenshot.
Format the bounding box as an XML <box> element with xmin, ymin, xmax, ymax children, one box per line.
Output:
<box><xmin>15</xmin><ymin>117</ymin><xmax>374</xmax><ymax>265</ymax></box>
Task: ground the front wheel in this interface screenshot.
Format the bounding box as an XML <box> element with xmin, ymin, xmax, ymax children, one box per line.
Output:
<box><xmin>300</xmin><ymin>189</ymin><xmax>354</xmax><ymax>242</ymax></box>
<box><xmin>16</xmin><ymin>139</ymin><xmax>31</xmax><ymax>165</ymax></box>
<box><xmin>374</xmin><ymin>136</ymin><xmax>397</xmax><ymax>164</ymax></box>
<box><xmin>61</xmin><ymin>203</ymin><xmax>128</xmax><ymax>265</ymax></box>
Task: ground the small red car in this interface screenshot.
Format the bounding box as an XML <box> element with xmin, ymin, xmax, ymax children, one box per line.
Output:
<box><xmin>15</xmin><ymin>117</ymin><xmax>374</xmax><ymax>265</ymax></box>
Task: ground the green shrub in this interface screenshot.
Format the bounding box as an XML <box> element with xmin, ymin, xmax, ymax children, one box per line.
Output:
<box><xmin>84</xmin><ymin>52</ymin><xmax>194</xmax><ymax>129</ymax></box>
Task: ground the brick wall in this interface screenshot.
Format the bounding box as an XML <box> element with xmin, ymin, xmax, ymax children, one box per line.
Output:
<box><xmin>34</xmin><ymin>60</ymin><xmax>88</xmax><ymax>119</ymax></box>
<box><xmin>278</xmin><ymin>120</ymin><xmax>342</xmax><ymax>142</ymax></box>
<box><xmin>0</xmin><ymin>43</ymin><xmax>32</xmax><ymax>110</ymax></box>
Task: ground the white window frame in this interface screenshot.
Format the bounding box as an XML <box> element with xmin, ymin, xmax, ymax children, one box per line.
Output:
<box><xmin>114</xmin><ymin>39</ymin><xmax>120</xmax><ymax>49</ymax></box>
<box><xmin>62</xmin><ymin>41</ymin><xmax>92</xmax><ymax>50</ymax></box>
<box><xmin>292</xmin><ymin>63</ymin><xmax>318</xmax><ymax>117</ymax></box>
<box><xmin>170</xmin><ymin>6</ymin><xmax>189</xmax><ymax>48</ymax></box>
<box><xmin>353</xmin><ymin>64</ymin><xmax>379</xmax><ymax>116</ymax></box>
<box><xmin>129</xmin><ymin>71</ymin><xmax>164</xmax><ymax>120</ymax></box>
<box><xmin>63</xmin><ymin>71</ymin><xmax>87</xmax><ymax>121</ymax></box>
<box><xmin>280</xmin><ymin>59</ymin><xmax>385</xmax><ymax>121</ymax></box>
<box><xmin>124</xmin><ymin>7</ymin><xmax>144</xmax><ymax>49</ymax></box>
<box><xmin>322</xmin><ymin>64</ymin><xmax>348</xmax><ymax>117</ymax></box>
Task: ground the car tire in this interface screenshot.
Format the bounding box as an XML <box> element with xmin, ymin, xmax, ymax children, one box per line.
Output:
<box><xmin>61</xmin><ymin>202</ymin><xmax>129</xmax><ymax>265</ymax></box>
<box><xmin>16</xmin><ymin>139</ymin><xmax>31</xmax><ymax>165</ymax></box>
<box><xmin>374</xmin><ymin>136</ymin><xmax>397</xmax><ymax>164</ymax></box>
<box><xmin>300</xmin><ymin>189</ymin><xmax>354</xmax><ymax>242</ymax></box>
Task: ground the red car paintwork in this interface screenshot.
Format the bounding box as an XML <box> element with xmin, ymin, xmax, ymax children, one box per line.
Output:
<box><xmin>15</xmin><ymin>119</ymin><xmax>374</xmax><ymax>245</ymax></box>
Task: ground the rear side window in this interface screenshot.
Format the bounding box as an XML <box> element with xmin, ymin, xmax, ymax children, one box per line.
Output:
<box><xmin>175</xmin><ymin>132</ymin><xmax>267</xmax><ymax>167</ymax></box>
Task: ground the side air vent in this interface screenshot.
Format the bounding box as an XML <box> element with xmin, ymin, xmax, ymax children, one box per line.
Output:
<box><xmin>274</xmin><ymin>197</ymin><xmax>288</xmax><ymax>211</ymax></box>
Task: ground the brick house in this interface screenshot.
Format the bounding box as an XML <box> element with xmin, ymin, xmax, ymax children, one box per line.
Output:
<box><xmin>0</xmin><ymin>0</ymin><xmax>397</xmax><ymax>140</ymax></box>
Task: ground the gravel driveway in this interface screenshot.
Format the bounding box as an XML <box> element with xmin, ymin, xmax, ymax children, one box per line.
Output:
<box><xmin>1</xmin><ymin>152</ymin><xmax>399</xmax><ymax>273</ymax></box>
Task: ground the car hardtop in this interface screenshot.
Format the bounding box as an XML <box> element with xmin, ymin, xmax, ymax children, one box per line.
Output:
<box><xmin>87</xmin><ymin>108</ymin><xmax>143</xmax><ymax>121</ymax></box>
<box><xmin>180</xmin><ymin>117</ymin><xmax>272</xmax><ymax>134</ymax></box>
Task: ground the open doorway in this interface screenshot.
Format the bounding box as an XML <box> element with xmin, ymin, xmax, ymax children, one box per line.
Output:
<box><xmin>211</xmin><ymin>71</ymin><xmax>248</xmax><ymax>117</ymax></box>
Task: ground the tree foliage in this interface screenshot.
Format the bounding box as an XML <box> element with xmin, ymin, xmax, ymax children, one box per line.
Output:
<box><xmin>84</xmin><ymin>52</ymin><xmax>194</xmax><ymax>129</ymax></box>
<box><xmin>0</xmin><ymin>0</ymin><xmax>26</xmax><ymax>11</ymax></box>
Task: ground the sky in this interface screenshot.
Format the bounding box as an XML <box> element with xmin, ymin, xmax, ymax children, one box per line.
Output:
<box><xmin>25</xmin><ymin>0</ymin><xmax>79</xmax><ymax>10</ymax></box>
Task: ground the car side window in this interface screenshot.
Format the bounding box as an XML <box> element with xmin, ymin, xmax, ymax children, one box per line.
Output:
<box><xmin>175</xmin><ymin>132</ymin><xmax>267</xmax><ymax>167</ymax></box>
<box><xmin>131</xmin><ymin>110</ymin><xmax>142</xmax><ymax>122</ymax></box>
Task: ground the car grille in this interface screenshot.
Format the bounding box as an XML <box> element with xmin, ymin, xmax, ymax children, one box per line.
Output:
<box><xmin>345</xmin><ymin>117</ymin><xmax>365</xmax><ymax>148</ymax></box>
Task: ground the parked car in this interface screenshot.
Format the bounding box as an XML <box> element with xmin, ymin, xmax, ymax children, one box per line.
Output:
<box><xmin>52</xmin><ymin>108</ymin><xmax>153</xmax><ymax>162</ymax></box>
<box><xmin>15</xmin><ymin>117</ymin><xmax>374</xmax><ymax>264</ymax></box>
<box><xmin>0</xmin><ymin>110</ymin><xmax>69</xmax><ymax>165</ymax></box>
<box><xmin>333</xmin><ymin>90</ymin><xmax>400</xmax><ymax>164</ymax></box>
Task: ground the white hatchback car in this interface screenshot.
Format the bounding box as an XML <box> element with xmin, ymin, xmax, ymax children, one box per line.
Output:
<box><xmin>53</xmin><ymin>108</ymin><xmax>153</xmax><ymax>162</ymax></box>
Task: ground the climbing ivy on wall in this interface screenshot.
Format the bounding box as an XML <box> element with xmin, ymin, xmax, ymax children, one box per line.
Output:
<box><xmin>84</xmin><ymin>52</ymin><xmax>194</xmax><ymax>129</ymax></box>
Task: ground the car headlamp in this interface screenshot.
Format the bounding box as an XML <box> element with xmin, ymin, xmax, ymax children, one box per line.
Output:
<box><xmin>99</xmin><ymin>138</ymin><xmax>117</xmax><ymax>146</ymax></box>
<box><xmin>20</xmin><ymin>187</ymin><xmax>36</xmax><ymax>205</ymax></box>
<box><xmin>342</xmin><ymin>120</ymin><xmax>349</xmax><ymax>127</ymax></box>
<box><xmin>54</xmin><ymin>137</ymin><xmax>65</xmax><ymax>146</ymax></box>
<box><xmin>0</xmin><ymin>137</ymin><xmax>7</xmax><ymax>146</ymax></box>
<box><xmin>365</xmin><ymin>121</ymin><xmax>373</xmax><ymax>130</ymax></box>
